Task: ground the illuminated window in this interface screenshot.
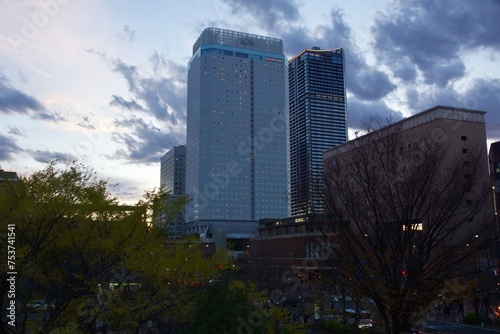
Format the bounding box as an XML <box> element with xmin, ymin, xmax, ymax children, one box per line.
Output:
<box><xmin>402</xmin><ymin>223</ymin><xmax>423</xmax><ymax>231</ymax></box>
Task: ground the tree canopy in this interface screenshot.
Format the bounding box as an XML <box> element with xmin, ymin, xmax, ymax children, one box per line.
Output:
<box><xmin>0</xmin><ymin>162</ymin><xmax>226</xmax><ymax>333</ymax></box>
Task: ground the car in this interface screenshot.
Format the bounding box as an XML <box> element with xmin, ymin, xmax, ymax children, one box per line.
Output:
<box><xmin>409</xmin><ymin>321</ymin><xmax>434</xmax><ymax>334</ymax></box>
<box><xmin>341</xmin><ymin>308</ymin><xmax>373</xmax><ymax>328</ymax></box>
<box><xmin>25</xmin><ymin>300</ymin><xmax>53</xmax><ymax>321</ymax></box>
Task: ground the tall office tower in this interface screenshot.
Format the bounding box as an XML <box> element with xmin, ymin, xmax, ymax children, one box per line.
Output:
<box><xmin>288</xmin><ymin>47</ymin><xmax>347</xmax><ymax>216</ymax></box>
<box><xmin>186</xmin><ymin>27</ymin><xmax>288</xmax><ymax>240</ymax></box>
<box><xmin>159</xmin><ymin>145</ymin><xmax>186</xmax><ymax>239</ymax></box>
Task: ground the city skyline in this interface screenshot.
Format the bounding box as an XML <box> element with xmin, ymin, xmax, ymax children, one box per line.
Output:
<box><xmin>1</xmin><ymin>0</ymin><xmax>499</xmax><ymax>204</ymax></box>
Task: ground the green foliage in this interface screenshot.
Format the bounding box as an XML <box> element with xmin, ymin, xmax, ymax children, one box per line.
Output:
<box><xmin>184</xmin><ymin>277</ymin><xmax>261</xmax><ymax>334</ymax></box>
<box><xmin>317</xmin><ymin>320</ymin><xmax>354</xmax><ymax>334</ymax></box>
<box><xmin>184</xmin><ymin>277</ymin><xmax>307</xmax><ymax>334</ymax></box>
<box><xmin>49</xmin><ymin>322</ymin><xmax>81</xmax><ymax>334</ymax></box>
<box><xmin>0</xmin><ymin>161</ymin><xmax>225</xmax><ymax>333</ymax></box>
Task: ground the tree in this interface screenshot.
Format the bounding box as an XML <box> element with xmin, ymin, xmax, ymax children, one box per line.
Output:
<box><xmin>322</xmin><ymin>120</ymin><xmax>495</xmax><ymax>333</ymax></box>
<box><xmin>184</xmin><ymin>276</ymin><xmax>307</xmax><ymax>334</ymax></box>
<box><xmin>0</xmin><ymin>161</ymin><xmax>225</xmax><ymax>333</ymax></box>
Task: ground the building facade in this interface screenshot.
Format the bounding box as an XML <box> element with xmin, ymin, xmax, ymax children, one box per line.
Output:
<box><xmin>323</xmin><ymin>105</ymin><xmax>494</xmax><ymax>274</ymax></box>
<box><xmin>489</xmin><ymin>141</ymin><xmax>500</xmax><ymax>269</ymax></box>
<box><xmin>160</xmin><ymin>145</ymin><xmax>186</xmax><ymax>239</ymax></box>
<box><xmin>288</xmin><ymin>47</ymin><xmax>347</xmax><ymax>216</ymax></box>
<box><xmin>186</xmin><ymin>27</ymin><xmax>288</xmax><ymax>240</ymax></box>
<box><xmin>489</xmin><ymin>141</ymin><xmax>500</xmax><ymax>215</ymax></box>
<box><xmin>251</xmin><ymin>214</ymin><xmax>338</xmax><ymax>270</ymax></box>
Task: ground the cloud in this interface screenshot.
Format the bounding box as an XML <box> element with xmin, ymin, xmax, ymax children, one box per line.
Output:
<box><xmin>8</xmin><ymin>127</ymin><xmax>25</xmax><ymax>136</ymax></box>
<box><xmin>88</xmin><ymin>49</ymin><xmax>188</xmax><ymax>165</ymax></box>
<box><xmin>117</xmin><ymin>25</ymin><xmax>136</xmax><ymax>42</ymax></box>
<box><xmin>0</xmin><ymin>133</ymin><xmax>22</xmax><ymax>161</ymax></box>
<box><xmin>348</xmin><ymin>69</ymin><xmax>397</xmax><ymax>101</ymax></box>
<box><xmin>0</xmin><ymin>72</ymin><xmax>45</xmax><ymax>114</ymax></box>
<box><xmin>27</xmin><ymin>149</ymin><xmax>77</xmax><ymax>164</ymax></box>
<box><xmin>110</xmin><ymin>95</ymin><xmax>144</xmax><ymax>111</ymax></box>
<box><xmin>85</xmin><ymin>48</ymin><xmax>108</xmax><ymax>61</ymax></box>
<box><xmin>31</xmin><ymin>109</ymin><xmax>66</xmax><ymax>122</ymax></box>
<box><xmin>0</xmin><ymin>72</ymin><xmax>66</xmax><ymax>122</ymax></box>
<box><xmin>347</xmin><ymin>100</ymin><xmax>404</xmax><ymax>131</ymax></box>
<box><xmin>112</xmin><ymin>183</ymin><xmax>139</xmax><ymax>198</ymax></box>
<box><xmin>280</xmin><ymin>8</ymin><xmax>351</xmax><ymax>57</ymax></box>
<box><xmin>220</xmin><ymin>0</ymin><xmax>301</xmax><ymax>32</ymax></box>
<box><xmin>110</xmin><ymin>56</ymin><xmax>187</xmax><ymax>124</ymax></box>
<box><xmin>108</xmin><ymin>116</ymin><xmax>182</xmax><ymax>164</ymax></box>
<box><xmin>401</xmin><ymin>77</ymin><xmax>500</xmax><ymax>140</ymax></box>
<box><xmin>371</xmin><ymin>0</ymin><xmax>500</xmax><ymax>87</ymax></box>
<box><xmin>280</xmin><ymin>8</ymin><xmax>396</xmax><ymax>101</ymax></box>
<box><xmin>77</xmin><ymin>115</ymin><xmax>96</xmax><ymax>130</ymax></box>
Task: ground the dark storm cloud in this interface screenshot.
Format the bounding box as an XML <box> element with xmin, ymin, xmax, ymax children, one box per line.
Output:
<box><xmin>31</xmin><ymin>109</ymin><xmax>66</xmax><ymax>122</ymax></box>
<box><xmin>27</xmin><ymin>149</ymin><xmax>77</xmax><ymax>164</ymax></box>
<box><xmin>110</xmin><ymin>95</ymin><xmax>144</xmax><ymax>111</ymax></box>
<box><xmin>347</xmin><ymin>100</ymin><xmax>404</xmax><ymax>132</ymax></box>
<box><xmin>281</xmin><ymin>8</ymin><xmax>350</xmax><ymax>57</ymax></box>
<box><xmin>112</xmin><ymin>60</ymin><xmax>139</xmax><ymax>92</ymax></box>
<box><xmin>87</xmin><ymin>48</ymin><xmax>188</xmax><ymax>164</ymax></box>
<box><xmin>279</xmin><ymin>26</ymin><xmax>315</xmax><ymax>57</ymax></box>
<box><xmin>0</xmin><ymin>133</ymin><xmax>22</xmax><ymax>161</ymax></box>
<box><xmin>372</xmin><ymin>0</ymin><xmax>500</xmax><ymax>87</ymax></box>
<box><xmin>403</xmin><ymin>77</ymin><xmax>500</xmax><ymax>140</ymax></box>
<box><xmin>109</xmin><ymin>117</ymin><xmax>182</xmax><ymax>164</ymax></box>
<box><xmin>110</xmin><ymin>57</ymin><xmax>187</xmax><ymax>124</ymax></box>
<box><xmin>0</xmin><ymin>73</ymin><xmax>45</xmax><ymax>114</ymax></box>
<box><xmin>221</xmin><ymin>0</ymin><xmax>300</xmax><ymax>31</ymax></box>
<box><xmin>348</xmin><ymin>69</ymin><xmax>397</xmax><ymax>101</ymax></box>
<box><xmin>281</xmin><ymin>8</ymin><xmax>396</xmax><ymax>101</ymax></box>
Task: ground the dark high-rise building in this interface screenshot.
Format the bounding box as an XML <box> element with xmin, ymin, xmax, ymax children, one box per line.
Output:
<box><xmin>289</xmin><ymin>47</ymin><xmax>347</xmax><ymax>215</ymax></box>
<box><xmin>489</xmin><ymin>141</ymin><xmax>500</xmax><ymax>268</ymax></box>
<box><xmin>185</xmin><ymin>28</ymin><xmax>288</xmax><ymax>240</ymax></box>
<box><xmin>489</xmin><ymin>141</ymin><xmax>500</xmax><ymax>212</ymax></box>
<box><xmin>160</xmin><ymin>145</ymin><xmax>186</xmax><ymax>239</ymax></box>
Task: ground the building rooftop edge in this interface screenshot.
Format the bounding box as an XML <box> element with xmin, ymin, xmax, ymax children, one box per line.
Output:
<box><xmin>193</xmin><ymin>27</ymin><xmax>283</xmax><ymax>55</ymax></box>
<box><xmin>201</xmin><ymin>27</ymin><xmax>283</xmax><ymax>42</ymax></box>
<box><xmin>288</xmin><ymin>47</ymin><xmax>344</xmax><ymax>62</ymax></box>
<box><xmin>324</xmin><ymin>105</ymin><xmax>487</xmax><ymax>159</ymax></box>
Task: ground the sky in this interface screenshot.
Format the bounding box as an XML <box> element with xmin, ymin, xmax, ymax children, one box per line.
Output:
<box><xmin>1</xmin><ymin>0</ymin><xmax>499</xmax><ymax>204</ymax></box>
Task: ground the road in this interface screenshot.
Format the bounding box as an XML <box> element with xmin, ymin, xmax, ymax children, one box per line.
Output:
<box><xmin>415</xmin><ymin>319</ymin><xmax>500</xmax><ymax>334</ymax></box>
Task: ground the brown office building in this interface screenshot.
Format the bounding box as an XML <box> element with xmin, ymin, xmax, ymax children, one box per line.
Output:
<box><xmin>251</xmin><ymin>106</ymin><xmax>495</xmax><ymax>286</ymax></box>
<box><xmin>323</xmin><ymin>105</ymin><xmax>495</xmax><ymax>278</ymax></box>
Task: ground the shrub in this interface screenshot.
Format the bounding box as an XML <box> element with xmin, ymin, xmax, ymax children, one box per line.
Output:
<box><xmin>317</xmin><ymin>320</ymin><xmax>354</xmax><ymax>334</ymax></box>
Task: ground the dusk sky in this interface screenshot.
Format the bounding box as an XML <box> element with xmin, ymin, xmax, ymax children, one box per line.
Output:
<box><xmin>1</xmin><ymin>0</ymin><xmax>499</xmax><ymax>204</ymax></box>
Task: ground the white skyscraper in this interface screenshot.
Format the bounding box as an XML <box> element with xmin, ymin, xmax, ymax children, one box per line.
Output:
<box><xmin>186</xmin><ymin>27</ymin><xmax>288</xmax><ymax>240</ymax></box>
